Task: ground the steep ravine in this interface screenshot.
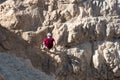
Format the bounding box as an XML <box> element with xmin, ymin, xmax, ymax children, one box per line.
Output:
<box><xmin>0</xmin><ymin>0</ymin><xmax>120</xmax><ymax>80</ymax></box>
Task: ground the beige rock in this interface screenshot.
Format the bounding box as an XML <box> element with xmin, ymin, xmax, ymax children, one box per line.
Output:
<box><xmin>66</xmin><ymin>4</ymin><xmax>79</xmax><ymax>17</ymax></box>
<box><xmin>22</xmin><ymin>31</ymin><xmax>35</xmax><ymax>43</ymax></box>
<box><xmin>70</xmin><ymin>0</ymin><xmax>77</xmax><ymax>3</ymax></box>
<box><xmin>115</xmin><ymin>24</ymin><xmax>120</xmax><ymax>37</ymax></box>
<box><xmin>106</xmin><ymin>23</ymin><xmax>115</xmax><ymax>38</ymax></box>
<box><xmin>54</xmin><ymin>55</ymin><xmax>61</xmax><ymax>63</ymax></box>
<box><xmin>95</xmin><ymin>41</ymin><xmax>120</xmax><ymax>74</ymax></box>
<box><xmin>0</xmin><ymin>15</ymin><xmax>18</xmax><ymax>29</ymax></box>
<box><xmin>105</xmin><ymin>41</ymin><xmax>114</xmax><ymax>49</ymax></box>
<box><xmin>95</xmin><ymin>20</ymin><xmax>106</xmax><ymax>38</ymax></box>
<box><xmin>93</xmin><ymin>50</ymin><xmax>103</xmax><ymax>69</ymax></box>
<box><xmin>67</xmin><ymin>42</ymin><xmax>92</xmax><ymax>74</ymax></box>
<box><xmin>0</xmin><ymin>0</ymin><xmax>120</xmax><ymax>80</ymax></box>
<box><xmin>52</xmin><ymin>23</ymin><xmax>68</xmax><ymax>46</ymax></box>
<box><xmin>49</xmin><ymin>10</ymin><xmax>58</xmax><ymax>22</ymax></box>
<box><xmin>60</xmin><ymin>10</ymin><xmax>72</xmax><ymax>21</ymax></box>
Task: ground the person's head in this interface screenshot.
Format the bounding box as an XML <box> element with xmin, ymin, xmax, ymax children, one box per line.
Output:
<box><xmin>47</xmin><ymin>33</ymin><xmax>52</xmax><ymax>38</ymax></box>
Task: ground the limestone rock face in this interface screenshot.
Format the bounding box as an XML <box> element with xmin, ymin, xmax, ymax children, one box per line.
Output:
<box><xmin>0</xmin><ymin>0</ymin><xmax>42</xmax><ymax>31</ymax></box>
<box><xmin>0</xmin><ymin>0</ymin><xmax>120</xmax><ymax>80</ymax></box>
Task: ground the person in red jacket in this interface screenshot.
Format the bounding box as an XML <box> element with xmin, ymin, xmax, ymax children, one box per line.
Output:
<box><xmin>43</xmin><ymin>33</ymin><xmax>55</xmax><ymax>50</ymax></box>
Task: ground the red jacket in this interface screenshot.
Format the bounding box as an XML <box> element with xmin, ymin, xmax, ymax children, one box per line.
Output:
<box><xmin>43</xmin><ymin>37</ymin><xmax>55</xmax><ymax>49</ymax></box>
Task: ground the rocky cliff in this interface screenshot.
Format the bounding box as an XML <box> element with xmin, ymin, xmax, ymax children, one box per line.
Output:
<box><xmin>0</xmin><ymin>0</ymin><xmax>120</xmax><ymax>80</ymax></box>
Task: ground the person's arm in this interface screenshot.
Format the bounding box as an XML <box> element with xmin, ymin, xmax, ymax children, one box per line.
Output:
<box><xmin>43</xmin><ymin>42</ymin><xmax>45</xmax><ymax>46</ymax></box>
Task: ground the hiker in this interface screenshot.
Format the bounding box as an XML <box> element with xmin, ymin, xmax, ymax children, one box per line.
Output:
<box><xmin>43</xmin><ymin>33</ymin><xmax>56</xmax><ymax>50</ymax></box>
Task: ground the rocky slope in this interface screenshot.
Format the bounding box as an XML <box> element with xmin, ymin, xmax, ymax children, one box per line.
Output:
<box><xmin>0</xmin><ymin>0</ymin><xmax>120</xmax><ymax>80</ymax></box>
<box><xmin>0</xmin><ymin>52</ymin><xmax>55</xmax><ymax>80</ymax></box>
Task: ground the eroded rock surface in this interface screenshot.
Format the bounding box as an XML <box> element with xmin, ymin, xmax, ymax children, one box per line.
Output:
<box><xmin>0</xmin><ymin>0</ymin><xmax>120</xmax><ymax>80</ymax></box>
